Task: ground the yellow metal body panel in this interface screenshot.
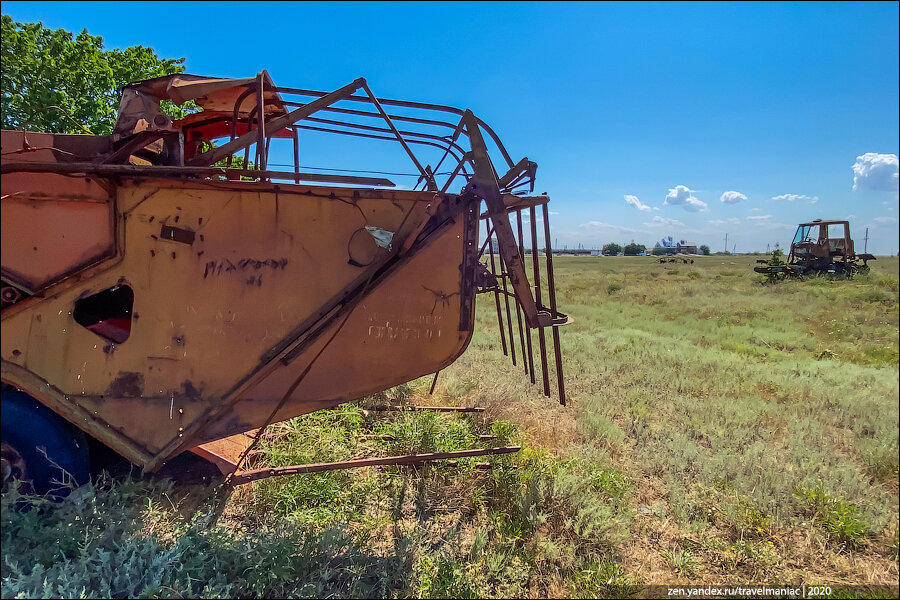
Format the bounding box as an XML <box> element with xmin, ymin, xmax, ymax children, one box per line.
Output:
<box><xmin>2</xmin><ymin>175</ymin><xmax>476</xmax><ymax>470</ymax></box>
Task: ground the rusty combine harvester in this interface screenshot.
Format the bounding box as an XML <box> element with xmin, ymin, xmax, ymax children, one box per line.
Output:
<box><xmin>1</xmin><ymin>72</ymin><xmax>567</xmax><ymax>492</ymax></box>
<box><xmin>753</xmin><ymin>219</ymin><xmax>875</xmax><ymax>279</ymax></box>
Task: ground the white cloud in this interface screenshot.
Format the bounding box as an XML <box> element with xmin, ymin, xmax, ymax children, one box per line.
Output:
<box><xmin>720</xmin><ymin>191</ymin><xmax>747</xmax><ymax>204</ymax></box>
<box><xmin>771</xmin><ymin>193</ymin><xmax>819</xmax><ymax>203</ymax></box>
<box><xmin>746</xmin><ymin>214</ymin><xmax>774</xmax><ymax>221</ymax></box>
<box><xmin>750</xmin><ymin>208</ymin><xmax>761</xmax><ymax>212</ymax></box>
<box><xmin>853</xmin><ymin>153</ymin><xmax>899</xmax><ymax>191</ymax></box>
<box><xmin>624</xmin><ymin>194</ymin><xmax>652</xmax><ymax>212</ymax></box>
<box><xmin>578</xmin><ymin>220</ymin><xmax>639</xmax><ymax>234</ymax></box>
<box><xmin>708</xmin><ymin>218</ymin><xmax>741</xmax><ymax>225</ymax></box>
<box><xmin>644</xmin><ymin>215</ymin><xmax>685</xmax><ymax>227</ymax></box>
<box><xmin>872</xmin><ymin>216</ymin><xmax>898</xmax><ymax>224</ymax></box>
<box><xmin>664</xmin><ymin>185</ymin><xmax>708</xmax><ymax>212</ymax></box>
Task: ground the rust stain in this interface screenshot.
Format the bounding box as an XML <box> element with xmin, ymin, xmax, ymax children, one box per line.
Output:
<box><xmin>107</xmin><ymin>371</ymin><xmax>144</xmax><ymax>398</ymax></box>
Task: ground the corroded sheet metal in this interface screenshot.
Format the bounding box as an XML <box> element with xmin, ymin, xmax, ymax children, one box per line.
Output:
<box><xmin>1</xmin><ymin>177</ymin><xmax>475</xmax><ymax>468</ymax></box>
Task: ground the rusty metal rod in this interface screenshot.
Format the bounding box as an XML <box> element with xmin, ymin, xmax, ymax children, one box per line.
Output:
<box><xmin>256</xmin><ymin>73</ymin><xmax>267</xmax><ymax>172</ymax></box>
<box><xmin>429</xmin><ymin>371</ymin><xmax>440</xmax><ymax>395</ymax></box>
<box><xmin>542</xmin><ymin>202</ymin><xmax>566</xmax><ymax>406</ymax></box>
<box><xmin>272</xmin><ymin>86</ymin><xmax>515</xmax><ymax>169</ymax></box>
<box><xmin>478</xmin><ymin>223</ymin><xmax>494</xmax><ymax>260</ymax></box>
<box><xmin>488</xmin><ymin>232</ymin><xmax>509</xmax><ymax>356</ymax></box>
<box><xmin>190</xmin><ymin>78</ymin><xmax>365</xmax><ymax>166</ymax></box>
<box><xmin>230</xmin><ymin>446</ymin><xmax>521</xmax><ymax>484</ymax></box>
<box><xmin>361</xmin><ymin>434</ymin><xmax>497</xmax><ymax>441</ymax></box>
<box><xmin>495</xmin><ymin>229</ymin><xmax>517</xmax><ymax>367</ymax></box>
<box><xmin>366</xmin><ymin>405</ymin><xmax>485</xmax><ymax>413</ymax></box>
<box><xmin>517</xmin><ymin>210</ymin><xmax>535</xmax><ymax>383</ymax></box>
<box><xmin>0</xmin><ymin>162</ymin><xmax>395</xmax><ymax>187</ymax></box>
<box><xmin>530</xmin><ymin>206</ymin><xmax>551</xmax><ymax>397</ymax></box>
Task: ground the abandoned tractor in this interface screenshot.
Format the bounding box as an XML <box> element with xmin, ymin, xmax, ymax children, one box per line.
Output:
<box><xmin>754</xmin><ymin>219</ymin><xmax>876</xmax><ymax>279</ymax></box>
<box><xmin>1</xmin><ymin>71</ymin><xmax>567</xmax><ymax>494</ymax></box>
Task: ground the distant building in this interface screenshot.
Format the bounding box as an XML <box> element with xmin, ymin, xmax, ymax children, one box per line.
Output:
<box><xmin>652</xmin><ymin>237</ymin><xmax>699</xmax><ymax>255</ymax></box>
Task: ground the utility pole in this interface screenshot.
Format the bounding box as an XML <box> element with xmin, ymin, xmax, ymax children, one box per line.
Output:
<box><xmin>864</xmin><ymin>227</ymin><xmax>869</xmax><ymax>253</ymax></box>
<box><xmin>724</xmin><ymin>232</ymin><xmax>728</xmax><ymax>254</ymax></box>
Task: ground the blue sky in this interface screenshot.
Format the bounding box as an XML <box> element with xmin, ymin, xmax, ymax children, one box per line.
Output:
<box><xmin>5</xmin><ymin>1</ymin><xmax>899</xmax><ymax>253</ymax></box>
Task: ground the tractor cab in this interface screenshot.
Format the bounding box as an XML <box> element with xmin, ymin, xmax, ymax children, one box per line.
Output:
<box><xmin>788</xmin><ymin>219</ymin><xmax>854</xmax><ymax>272</ymax></box>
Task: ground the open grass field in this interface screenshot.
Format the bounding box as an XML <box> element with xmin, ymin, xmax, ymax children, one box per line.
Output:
<box><xmin>3</xmin><ymin>254</ymin><xmax>898</xmax><ymax>598</ymax></box>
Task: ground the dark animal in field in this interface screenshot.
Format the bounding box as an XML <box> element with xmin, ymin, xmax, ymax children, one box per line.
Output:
<box><xmin>668</xmin><ymin>258</ymin><xmax>677</xmax><ymax>263</ymax></box>
<box><xmin>659</xmin><ymin>258</ymin><xmax>666</xmax><ymax>263</ymax></box>
<box><xmin>682</xmin><ymin>259</ymin><xmax>688</xmax><ymax>264</ymax></box>
<box><xmin>756</xmin><ymin>259</ymin><xmax>768</xmax><ymax>264</ymax></box>
<box><xmin>690</xmin><ymin>259</ymin><xmax>694</xmax><ymax>264</ymax></box>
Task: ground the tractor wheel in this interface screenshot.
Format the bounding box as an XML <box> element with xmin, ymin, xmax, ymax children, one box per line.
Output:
<box><xmin>1</xmin><ymin>387</ymin><xmax>90</xmax><ymax>498</ymax></box>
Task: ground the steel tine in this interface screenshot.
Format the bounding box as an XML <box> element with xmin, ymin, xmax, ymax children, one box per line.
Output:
<box><xmin>478</xmin><ymin>222</ymin><xmax>493</xmax><ymax>259</ymax></box>
<box><xmin>429</xmin><ymin>371</ymin><xmax>440</xmax><ymax>395</ymax></box>
<box><xmin>511</xmin><ymin>213</ymin><xmax>528</xmax><ymax>375</ymax></box>
<box><xmin>495</xmin><ymin>231</ymin><xmax>517</xmax><ymax>366</ymax></box>
<box><xmin>517</xmin><ymin>210</ymin><xmax>535</xmax><ymax>383</ymax></box>
<box><xmin>542</xmin><ymin>203</ymin><xmax>566</xmax><ymax>406</ymax></box>
<box><xmin>487</xmin><ymin>229</ymin><xmax>508</xmax><ymax>356</ymax></box>
<box><xmin>529</xmin><ymin>206</ymin><xmax>550</xmax><ymax>397</ymax></box>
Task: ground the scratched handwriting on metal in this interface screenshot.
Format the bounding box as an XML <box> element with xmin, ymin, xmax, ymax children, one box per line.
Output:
<box><xmin>202</xmin><ymin>258</ymin><xmax>288</xmax><ymax>279</ymax></box>
<box><xmin>367</xmin><ymin>313</ymin><xmax>442</xmax><ymax>342</ymax></box>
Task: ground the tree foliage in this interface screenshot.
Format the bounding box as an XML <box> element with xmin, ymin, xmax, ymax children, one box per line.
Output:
<box><xmin>699</xmin><ymin>244</ymin><xmax>711</xmax><ymax>255</ymax></box>
<box><xmin>602</xmin><ymin>243</ymin><xmax>623</xmax><ymax>256</ymax></box>
<box><xmin>623</xmin><ymin>243</ymin><xmax>646</xmax><ymax>256</ymax></box>
<box><xmin>1</xmin><ymin>15</ymin><xmax>186</xmax><ymax>135</ymax></box>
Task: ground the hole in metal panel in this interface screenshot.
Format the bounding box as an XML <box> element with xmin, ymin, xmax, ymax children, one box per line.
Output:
<box><xmin>73</xmin><ymin>285</ymin><xmax>134</xmax><ymax>344</ymax></box>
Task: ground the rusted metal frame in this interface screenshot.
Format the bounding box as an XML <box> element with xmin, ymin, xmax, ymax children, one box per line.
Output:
<box><xmin>0</xmin><ymin>162</ymin><xmax>394</xmax><ymax>187</ymax></box>
<box><xmin>477</xmin><ymin>222</ymin><xmax>494</xmax><ymax>260</ymax></box>
<box><xmin>462</xmin><ymin>110</ymin><xmax>547</xmax><ymax>328</ymax></box>
<box><xmin>496</xmin><ymin>157</ymin><xmax>535</xmax><ymax>191</ymax></box>
<box><xmin>291</xmin><ymin>126</ymin><xmax>300</xmax><ymax>183</ymax></box>
<box><xmin>361</xmin><ymin>82</ymin><xmax>436</xmax><ymax>191</ymax></box>
<box><xmin>439</xmin><ymin>151</ymin><xmax>473</xmax><ymax>194</ymax></box>
<box><xmin>299</xmin><ymin>115</ymin><xmax>470</xmax><ymax>163</ymax></box>
<box><xmin>280</xmin><ymin>101</ymin><xmax>463</xmax><ymax>131</ymax></box>
<box><xmin>152</xmin><ymin>203</ymin><xmax>464</xmax><ymax>468</ymax></box>
<box><xmin>487</xmin><ymin>229</ymin><xmax>508</xmax><ymax>356</ymax></box>
<box><xmin>413</xmin><ymin>165</ymin><xmax>436</xmax><ymax>192</ymax></box>
<box><xmin>222</xmin><ymin>86</ymin><xmax>257</xmax><ymax>169</ymax></box>
<box><xmin>458</xmin><ymin>196</ymin><xmax>479</xmax><ymax>332</ymax></box>
<box><xmin>399</xmin><ymin>195</ymin><xmax>442</xmax><ymax>255</ymax></box>
<box><xmin>494</xmin><ymin>228</ymin><xmax>518</xmax><ymax>367</ymax></box>
<box><xmin>530</xmin><ymin>206</ymin><xmax>551</xmax><ymax>397</ymax></box>
<box><xmin>273</xmin><ymin>85</ymin><xmax>516</xmax><ymax>170</ymax></box>
<box><xmin>479</xmin><ymin>195</ymin><xmax>550</xmax><ymax>219</ymax></box>
<box><xmin>229</xmin><ymin>446</ymin><xmax>520</xmax><ymax>485</ymax></box>
<box><xmin>189</xmin><ymin>78</ymin><xmax>365</xmax><ymax>167</ymax></box>
<box><xmin>429</xmin><ymin>115</ymin><xmax>467</xmax><ymax>186</ymax></box>
<box><xmin>256</xmin><ymin>73</ymin><xmax>268</xmax><ymax>174</ymax></box>
<box><xmin>516</xmin><ymin>210</ymin><xmax>536</xmax><ymax>383</ymax></box>
<box><xmin>291</xmin><ymin>124</ymin><xmax>467</xmax><ymax>170</ymax></box>
<box><xmin>511</xmin><ymin>210</ymin><xmax>529</xmax><ymax>376</ymax></box>
<box><xmin>366</xmin><ymin>405</ymin><xmax>485</xmax><ymax>413</ymax></box>
<box><xmin>541</xmin><ymin>202</ymin><xmax>566</xmax><ymax>406</ymax></box>
<box><xmin>99</xmin><ymin>130</ymin><xmax>164</xmax><ymax>165</ymax></box>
